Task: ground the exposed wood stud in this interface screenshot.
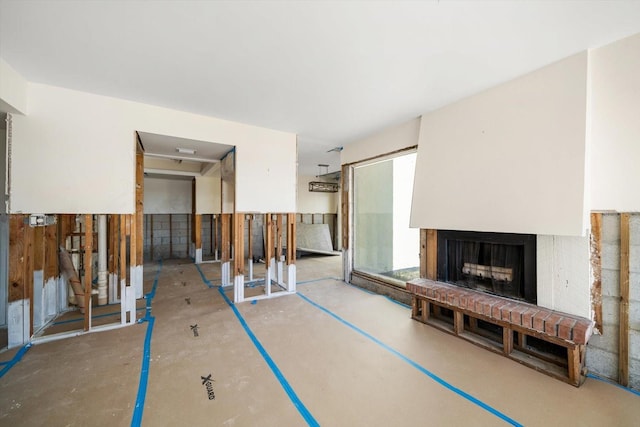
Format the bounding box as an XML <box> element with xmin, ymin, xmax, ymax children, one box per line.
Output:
<box><xmin>426</xmin><ymin>229</ymin><xmax>438</xmax><ymax>280</ymax></box>
<box><xmin>120</xmin><ymin>215</ymin><xmax>126</xmax><ymax>286</ymax></box>
<box><xmin>287</xmin><ymin>213</ymin><xmax>296</xmax><ymax>265</ymax></box>
<box><xmin>247</xmin><ymin>215</ymin><xmax>253</xmax><ymax>262</ymax></box>
<box><xmin>265</xmin><ymin>213</ymin><xmax>273</xmax><ymax>265</ymax></box>
<box><xmin>341</xmin><ymin>164</ymin><xmax>349</xmax><ymax>251</ymax></box>
<box><xmin>619</xmin><ymin>212</ymin><xmax>630</xmax><ymax>387</ymax></box>
<box><xmin>136</xmin><ymin>150</ymin><xmax>144</xmax><ymax>267</ymax></box>
<box><xmin>83</xmin><ymin>214</ymin><xmax>93</xmax><ymax>332</ymax></box>
<box><xmin>590</xmin><ymin>213</ymin><xmax>603</xmax><ymax>333</ymax></box>
<box><xmin>420</xmin><ymin>229</ymin><xmax>427</xmax><ymax>279</ymax></box>
<box><xmin>8</xmin><ymin>215</ymin><xmax>26</xmax><ymax>303</ymax></box>
<box><xmin>221</xmin><ymin>214</ymin><xmax>230</xmax><ymax>263</ymax></box>
<box><xmin>233</xmin><ymin>213</ymin><xmax>245</xmax><ymax>276</ymax></box>
<box><xmin>276</xmin><ymin>214</ymin><xmax>283</xmax><ymax>261</ymax></box>
<box><xmin>194</xmin><ymin>214</ymin><xmax>202</xmax><ymax>250</ymax></box>
<box><xmin>44</xmin><ymin>222</ymin><xmax>58</xmax><ymax>281</ymax></box>
<box><xmin>129</xmin><ymin>214</ymin><xmax>136</xmax><ymax>283</ymax></box>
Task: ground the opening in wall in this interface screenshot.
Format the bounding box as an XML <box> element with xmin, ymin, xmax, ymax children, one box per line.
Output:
<box><xmin>352</xmin><ymin>150</ymin><xmax>418</xmax><ymax>285</ymax></box>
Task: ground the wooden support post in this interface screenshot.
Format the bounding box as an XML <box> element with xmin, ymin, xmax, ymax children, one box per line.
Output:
<box><xmin>129</xmin><ymin>213</ymin><xmax>136</xmax><ymax>284</ymax></box>
<box><xmin>136</xmin><ymin>150</ymin><xmax>144</xmax><ymax>269</ymax></box>
<box><xmin>44</xmin><ymin>222</ymin><xmax>58</xmax><ymax>283</ymax></box>
<box><xmin>590</xmin><ymin>213</ymin><xmax>603</xmax><ymax>333</ymax></box>
<box><xmin>213</xmin><ymin>214</ymin><xmax>218</xmax><ymax>258</ymax></box>
<box><xmin>619</xmin><ymin>212</ymin><xmax>630</xmax><ymax>387</ymax></box>
<box><xmin>83</xmin><ymin>215</ymin><xmax>93</xmax><ymax>332</ymax></box>
<box><xmin>287</xmin><ymin>213</ymin><xmax>296</xmax><ymax>264</ymax></box>
<box><xmin>420</xmin><ymin>229</ymin><xmax>427</xmax><ymax>279</ymax></box>
<box><xmin>234</xmin><ymin>213</ymin><xmax>245</xmax><ymax>277</ymax></box>
<box><xmin>276</xmin><ymin>214</ymin><xmax>283</xmax><ymax>261</ymax></box>
<box><xmin>567</xmin><ymin>346</ymin><xmax>582</xmax><ymax>386</ymax></box>
<box><xmin>503</xmin><ymin>327</ymin><xmax>513</xmax><ymax>355</ymax></box>
<box><xmin>194</xmin><ymin>214</ymin><xmax>202</xmax><ymax>250</ymax></box>
<box><xmin>454</xmin><ymin>311</ymin><xmax>464</xmax><ymax>335</ymax></box>
<box><xmin>221</xmin><ymin>214</ymin><xmax>230</xmax><ymax>262</ymax></box>
<box><xmin>426</xmin><ymin>229</ymin><xmax>437</xmax><ymax>281</ymax></box>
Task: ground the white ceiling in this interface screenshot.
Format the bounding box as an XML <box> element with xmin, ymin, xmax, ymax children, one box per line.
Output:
<box><xmin>2</xmin><ymin>1</ymin><xmax>640</xmax><ymax>176</ymax></box>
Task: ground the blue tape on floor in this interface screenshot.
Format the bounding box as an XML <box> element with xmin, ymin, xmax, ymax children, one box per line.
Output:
<box><xmin>195</xmin><ymin>263</ymin><xmax>214</xmax><ymax>288</ymax></box>
<box><xmin>586</xmin><ymin>373</ymin><xmax>640</xmax><ymax>397</ymax></box>
<box><xmin>296</xmin><ymin>292</ymin><xmax>523</xmax><ymax>427</ymax></box>
<box><xmin>0</xmin><ymin>343</ymin><xmax>32</xmax><ymax>379</ymax></box>
<box><xmin>131</xmin><ymin>260</ymin><xmax>163</xmax><ymax>427</ymax></box>
<box><xmin>216</xmin><ymin>286</ymin><xmax>319</xmax><ymax>426</ymax></box>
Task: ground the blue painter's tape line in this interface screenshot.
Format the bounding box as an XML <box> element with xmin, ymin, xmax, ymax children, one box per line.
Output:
<box><xmin>131</xmin><ymin>260</ymin><xmax>162</xmax><ymax>427</ymax></box>
<box><xmin>298</xmin><ymin>276</ymin><xmax>412</xmax><ymax>309</ymax></box>
<box><xmin>586</xmin><ymin>373</ymin><xmax>640</xmax><ymax>397</ymax></box>
<box><xmin>216</xmin><ymin>286</ymin><xmax>319</xmax><ymax>427</ymax></box>
<box><xmin>0</xmin><ymin>343</ymin><xmax>32</xmax><ymax>379</ymax></box>
<box><xmin>296</xmin><ymin>292</ymin><xmax>523</xmax><ymax>427</ymax></box>
<box><xmin>195</xmin><ymin>263</ymin><xmax>215</xmax><ymax>289</ymax></box>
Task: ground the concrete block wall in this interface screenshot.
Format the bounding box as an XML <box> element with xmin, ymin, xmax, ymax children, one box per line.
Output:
<box><xmin>586</xmin><ymin>213</ymin><xmax>640</xmax><ymax>390</ymax></box>
<box><xmin>143</xmin><ymin>214</ymin><xmax>191</xmax><ymax>261</ymax></box>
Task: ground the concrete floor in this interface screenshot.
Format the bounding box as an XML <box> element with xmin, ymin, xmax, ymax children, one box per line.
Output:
<box><xmin>1</xmin><ymin>255</ymin><xmax>639</xmax><ymax>426</ymax></box>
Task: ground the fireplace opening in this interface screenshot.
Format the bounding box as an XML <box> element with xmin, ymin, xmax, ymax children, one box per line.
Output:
<box><xmin>437</xmin><ymin>230</ymin><xmax>537</xmax><ymax>304</ymax></box>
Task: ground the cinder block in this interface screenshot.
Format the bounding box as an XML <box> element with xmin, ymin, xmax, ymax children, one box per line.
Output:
<box><xmin>588</xmin><ymin>324</ymin><xmax>619</xmax><ymax>352</ymax></box>
<box><xmin>630</xmin><ymin>300</ymin><xmax>640</xmax><ymax>331</ymax></box>
<box><xmin>629</xmin><ymin>357</ymin><xmax>640</xmax><ymax>391</ymax></box>
<box><xmin>602</xmin><ymin>295</ymin><xmax>620</xmax><ymax>325</ymax></box>
<box><xmin>629</xmin><ymin>330</ymin><xmax>640</xmax><ymax>356</ymax></box>
<box><xmin>631</xmin><ymin>273</ymin><xmax>640</xmax><ymax>301</ymax></box>
<box><xmin>586</xmin><ymin>346</ymin><xmax>618</xmax><ymax>380</ymax></box>
<box><xmin>601</xmin><ymin>242</ymin><xmax>620</xmax><ymax>271</ymax></box>
<box><xmin>601</xmin><ymin>268</ymin><xmax>620</xmax><ymax>297</ymax></box>
<box><xmin>630</xmin><ymin>244</ymin><xmax>640</xmax><ymax>274</ymax></box>
<box><xmin>602</xmin><ymin>213</ymin><xmax>620</xmax><ymax>244</ymax></box>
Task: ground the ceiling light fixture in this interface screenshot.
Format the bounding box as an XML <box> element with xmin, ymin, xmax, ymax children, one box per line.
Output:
<box><xmin>176</xmin><ymin>147</ymin><xmax>196</xmax><ymax>155</ymax></box>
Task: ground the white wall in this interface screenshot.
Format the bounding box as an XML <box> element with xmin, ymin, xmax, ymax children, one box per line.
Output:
<box><xmin>590</xmin><ymin>32</ymin><xmax>640</xmax><ymax>211</ymax></box>
<box><xmin>195</xmin><ymin>173</ymin><xmax>221</xmax><ymax>214</ymax></box>
<box><xmin>537</xmin><ymin>235</ymin><xmax>591</xmax><ymax>318</ymax></box>
<box><xmin>341</xmin><ymin>117</ymin><xmax>421</xmax><ymax>166</ymax></box>
<box><xmin>297</xmin><ymin>174</ymin><xmax>338</xmax><ymax>214</ymax></box>
<box><xmin>144</xmin><ymin>177</ymin><xmax>192</xmax><ymax>214</ymax></box>
<box><xmin>10</xmin><ymin>83</ymin><xmax>296</xmax><ymax>214</ymax></box>
<box><xmin>411</xmin><ymin>52</ymin><xmax>589</xmax><ymax>237</ymax></box>
<box><xmin>0</xmin><ymin>59</ymin><xmax>28</xmax><ymax>114</ymax></box>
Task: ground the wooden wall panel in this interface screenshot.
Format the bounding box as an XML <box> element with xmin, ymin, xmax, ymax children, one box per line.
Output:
<box><xmin>44</xmin><ymin>223</ymin><xmax>58</xmax><ymax>281</ymax></box>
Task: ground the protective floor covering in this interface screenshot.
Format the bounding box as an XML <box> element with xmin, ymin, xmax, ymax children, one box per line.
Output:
<box><xmin>1</xmin><ymin>255</ymin><xmax>639</xmax><ymax>426</ymax></box>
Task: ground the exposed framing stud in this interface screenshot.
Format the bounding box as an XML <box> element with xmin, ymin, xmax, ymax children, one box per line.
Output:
<box><xmin>619</xmin><ymin>212</ymin><xmax>630</xmax><ymax>387</ymax></box>
<box><xmin>83</xmin><ymin>214</ymin><xmax>93</xmax><ymax>332</ymax></box>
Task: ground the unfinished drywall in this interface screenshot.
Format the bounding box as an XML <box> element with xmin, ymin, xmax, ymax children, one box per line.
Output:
<box><xmin>297</xmin><ymin>174</ymin><xmax>338</xmax><ymax>214</ymax></box>
<box><xmin>0</xmin><ymin>59</ymin><xmax>27</xmax><ymax>114</ymax></box>
<box><xmin>341</xmin><ymin>117</ymin><xmax>420</xmax><ymax>166</ymax></box>
<box><xmin>536</xmin><ymin>234</ymin><xmax>591</xmax><ymax>319</ymax></box>
<box><xmin>410</xmin><ymin>52</ymin><xmax>589</xmax><ymax>236</ymax></box>
<box><xmin>590</xmin><ymin>33</ymin><xmax>640</xmax><ymax>212</ymax></box>
<box><xmin>586</xmin><ymin>213</ymin><xmax>640</xmax><ymax>390</ymax></box>
<box><xmin>143</xmin><ymin>177</ymin><xmax>192</xmax><ymax>214</ymax></box>
<box><xmin>9</xmin><ymin>82</ymin><xmax>296</xmax><ymax>214</ymax></box>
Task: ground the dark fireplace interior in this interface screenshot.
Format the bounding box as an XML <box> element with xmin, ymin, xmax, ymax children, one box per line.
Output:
<box><xmin>437</xmin><ymin>230</ymin><xmax>537</xmax><ymax>304</ymax></box>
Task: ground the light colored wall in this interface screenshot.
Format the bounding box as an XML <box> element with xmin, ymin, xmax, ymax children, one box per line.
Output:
<box><xmin>143</xmin><ymin>177</ymin><xmax>192</xmax><ymax>214</ymax></box>
<box><xmin>195</xmin><ymin>173</ymin><xmax>221</xmax><ymax>215</ymax></box>
<box><xmin>10</xmin><ymin>83</ymin><xmax>296</xmax><ymax>214</ymax></box>
<box><xmin>0</xmin><ymin>59</ymin><xmax>28</xmax><ymax>114</ymax></box>
<box><xmin>590</xmin><ymin>32</ymin><xmax>640</xmax><ymax>211</ymax></box>
<box><xmin>341</xmin><ymin>117</ymin><xmax>421</xmax><ymax>166</ymax></box>
<box><xmin>411</xmin><ymin>52</ymin><xmax>589</xmax><ymax>236</ymax></box>
<box><xmin>297</xmin><ymin>174</ymin><xmax>338</xmax><ymax>214</ymax></box>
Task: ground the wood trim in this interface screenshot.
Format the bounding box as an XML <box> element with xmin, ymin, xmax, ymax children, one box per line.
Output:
<box><xmin>619</xmin><ymin>212</ymin><xmax>630</xmax><ymax>386</ymax></box>
<box><xmin>590</xmin><ymin>213</ymin><xmax>603</xmax><ymax>333</ymax></box>
<box><xmin>83</xmin><ymin>214</ymin><xmax>93</xmax><ymax>332</ymax></box>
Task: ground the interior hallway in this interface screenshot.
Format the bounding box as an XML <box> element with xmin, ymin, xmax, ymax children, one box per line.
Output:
<box><xmin>1</xmin><ymin>255</ymin><xmax>639</xmax><ymax>426</ymax></box>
